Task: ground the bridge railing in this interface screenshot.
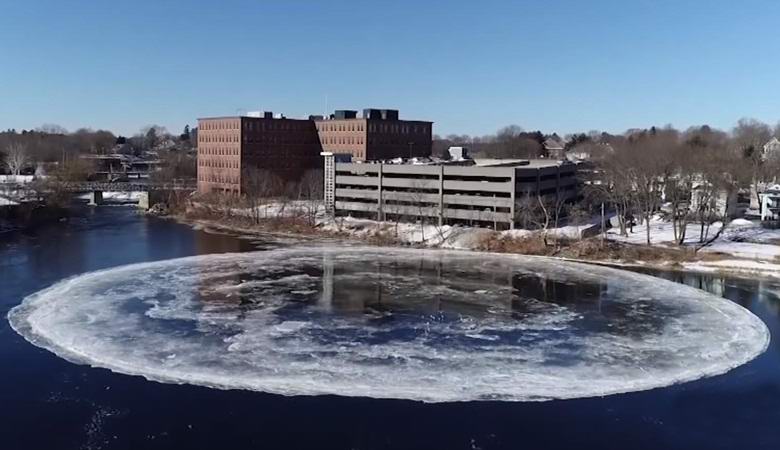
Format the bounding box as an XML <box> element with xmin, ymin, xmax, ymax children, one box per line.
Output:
<box><xmin>2</xmin><ymin>178</ymin><xmax>196</xmax><ymax>193</ymax></box>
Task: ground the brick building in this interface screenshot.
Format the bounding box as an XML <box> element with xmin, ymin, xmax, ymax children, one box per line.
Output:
<box><xmin>197</xmin><ymin>108</ymin><xmax>432</xmax><ymax>195</ymax></box>
<box><xmin>315</xmin><ymin>109</ymin><xmax>432</xmax><ymax>161</ymax></box>
<box><xmin>197</xmin><ymin>114</ymin><xmax>322</xmax><ymax>195</ymax></box>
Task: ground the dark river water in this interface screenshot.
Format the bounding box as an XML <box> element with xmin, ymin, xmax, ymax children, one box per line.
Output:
<box><xmin>1</xmin><ymin>207</ymin><xmax>779</xmax><ymax>450</ymax></box>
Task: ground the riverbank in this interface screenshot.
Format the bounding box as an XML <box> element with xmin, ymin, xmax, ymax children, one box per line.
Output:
<box><xmin>163</xmin><ymin>202</ymin><xmax>780</xmax><ymax>280</ymax></box>
<box><xmin>0</xmin><ymin>203</ymin><xmax>70</xmax><ymax>235</ymax></box>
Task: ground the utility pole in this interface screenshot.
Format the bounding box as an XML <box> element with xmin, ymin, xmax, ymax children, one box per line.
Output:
<box><xmin>601</xmin><ymin>202</ymin><xmax>606</xmax><ymax>246</ymax></box>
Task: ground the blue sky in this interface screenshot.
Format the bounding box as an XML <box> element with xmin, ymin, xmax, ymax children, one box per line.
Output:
<box><xmin>1</xmin><ymin>0</ymin><xmax>779</xmax><ymax>137</ymax></box>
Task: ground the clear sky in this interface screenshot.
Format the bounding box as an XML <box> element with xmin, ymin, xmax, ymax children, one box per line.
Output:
<box><xmin>1</xmin><ymin>0</ymin><xmax>779</xmax><ymax>138</ymax></box>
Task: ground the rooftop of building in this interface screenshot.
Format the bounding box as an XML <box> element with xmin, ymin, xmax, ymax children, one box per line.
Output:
<box><xmin>199</xmin><ymin>108</ymin><xmax>432</xmax><ymax>123</ymax></box>
<box><xmin>542</xmin><ymin>137</ymin><xmax>565</xmax><ymax>150</ymax></box>
<box><xmin>473</xmin><ymin>158</ymin><xmax>574</xmax><ymax>168</ymax></box>
<box><xmin>338</xmin><ymin>156</ymin><xmax>573</xmax><ymax>169</ymax></box>
<box><xmin>198</xmin><ymin>113</ymin><xmax>305</xmax><ymax>121</ymax></box>
<box><xmin>317</xmin><ymin>108</ymin><xmax>432</xmax><ymax>123</ymax></box>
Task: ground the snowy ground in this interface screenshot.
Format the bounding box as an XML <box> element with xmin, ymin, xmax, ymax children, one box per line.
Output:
<box><xmin>0</xmin><ymin>196</ymin><xmax>20</xmax><ymax>206</ymax></box>
<box><xmin>0</xmin><ymin>175</ymin><xmax>36</xmax><ymax>183</ymax></box>
<box><xmin>608</xmin><ymin>217</ymin><xmax>780</xmax><ymax>257</ymax></box>
<box><xmin>197</xmin><ymin>201</ymin><xmax>497</xmax><ymax>249</ymax></box>
<box><xmin>604</xmin><ymin>215</ymin><xmax>780</xmax><ymax>277</ymax></box>
<box><xmin>606</xmin><ymin>216</ymin><xmax>725</xmax><ymax>246</ymax></box>
<box><xmin>208</xmin><ymin>201</ymin><xmax>599</xmax><ymax>249</ymax></box>
<box><xmin>193</xmin><ymin>201</ymin><xmax>780</xmax><ymax>277</ymax></box>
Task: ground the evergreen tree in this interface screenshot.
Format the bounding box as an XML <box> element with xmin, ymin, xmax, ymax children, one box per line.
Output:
<box><xmin>180</xmin><ymin>124</ymin><xmax>190</xmax><ymax>141</ymax></box>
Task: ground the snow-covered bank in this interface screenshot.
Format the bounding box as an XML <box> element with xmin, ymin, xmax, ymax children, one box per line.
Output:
<box><xmin>182</xmin><ymin>201</ymin><xmax>780</xmax><ymax>279</ymax></box>
<box><xmin>603</xmin><ymin>216</ymin><xmax>780</xmax><ymax>277</ymax></box>
<box><xmin>0</xmin><ymin>196</ymin><xmax>20</xmax><ymax>206</ymax></box>
<box><xmin>76</xmin><ymin>191</ymin><xmax>143</xmax><ymax>203</ymax></box>
<box><xmin>606</xmin><ymin>216</ymin><xmax>724</xmax><ymax>246</ymax></box>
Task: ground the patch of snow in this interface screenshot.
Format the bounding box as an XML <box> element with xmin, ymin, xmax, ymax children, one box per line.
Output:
<box><xmin>0</xmin><ymin>175</ymin><xmax>36</xmax><ymax>184</ymax></box>
<box><xmin>730</xmin><ymin>218</ymin><xmax>756</xmax><ymax>227</ymax></box>
<box><xmin>76</xmin><ymin>191</ymin><xmax>143</xmax><ymax>202</ymax></box>
<box><xmin>607</xmin><ymin>218</ymin><xmax>724</xmax><ymax>246</ymax></box>
<box><xmin>0</xmin><ymin>196</ymin><xmax>20</xmax><ymax>206</ymax></box>
<box><xmin>701</xmin><ymin>241</ymin><xmax>780</xmax><ymax>260</ymax></box>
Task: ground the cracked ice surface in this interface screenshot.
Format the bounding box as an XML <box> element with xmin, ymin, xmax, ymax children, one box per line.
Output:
<box><xmin>8</xmin><ymin>246</ymin><xmax>770</xmax><ymax>402</ymax></box>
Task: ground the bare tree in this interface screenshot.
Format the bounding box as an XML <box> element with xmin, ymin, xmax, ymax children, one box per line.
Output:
<box><xmin>682</xmin><ymin>125</ymin><xmax>735</xmax><ymax>243</ymax></box>
<box><xmin>150</xmin><ymin>149</ymin><xmax>197</xmax><ymax>183</ymax></box>
<box><xmin>407</xmin><ymin>178</ymin><xmax>437</xmax><ymax>243</ymax></box>
<box><xmin>242</xmin><ymin>167</ymin><xmax>282</xmax><ymax>223</ymax></box>
<box><xmin>732</xmin><ymin>118</ymin><xmax>772</xmax><ymax>206</ymax></box>
<box><xmin>36</xmin><ymin>124</ymin><xmax>68</xmax><ymax>135</ymax></box>
<box><xmin>513</xmin><ymin>192</ymin><xmax>567</xmax><ymax>247</ymax></box>
<box><xmin>4</xmin><ymin>143</ymin><xmax>30</xmax><ymax>176</ymax></box>
<box><xmin>664</xmin><ymin>147</ymin><xmax>696</xmax><ymax>245</ymax></box>
<box><xmin>623</xmin><ymin>128</ymin><xmax>679</xmax><ymax>245</ymax></box>
<box><xmin>297</xmin><ymin>169</ymin><xmax>324</xmax><ymax>226</ymax></box>
<box><xmin>55</xmin><ymin>157</ymin><xmax>95</xmax><ymax>182</ymax></box>
<box><xmin>587</xmin><ymin>147</ymin><xmax>635</xmax><ymax>238</ymax></box>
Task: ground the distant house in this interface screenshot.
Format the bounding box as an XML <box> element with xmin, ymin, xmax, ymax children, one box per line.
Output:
<box><xmin>447</xmin><ymin>146</ymin><xmax>470</xmax><ymax>161</ymax></box>
<box><xmin>689</xmin><ymin>182</ymin><xmax>748</xmax><ymax>219</ymax></box>
<box><xmin>760</xmin><ymin>184</ymin><xmax>780</xmax><ymax>221</ymax></box>
<box><xmin>566</xmin><ymin>142</ymin><xmax>613</xmax><ymax>163</ymax></box>
<box><xmin>543</xmin><ymin>137</ymin><xmax>565</xmax><ymax>159</ymax></box>
<box><xmin>157</xmin><ymin>138</ymin><xmax>177</xmax><ymax>151</ymax></box>
<box><xmin>763</xmin><ymin>137</ymin><xmax>780</xmax><ymax>161</ymax></box>
<box><xmin>566</xmin><ymin>142</ymin><xmax>617</xmax><ymax>188</ymax></box>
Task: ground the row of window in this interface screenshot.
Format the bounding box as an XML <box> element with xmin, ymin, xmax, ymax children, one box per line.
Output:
<box><xmin>245</xmin><ymin>120</ymin><xmax>309</xmax><ymax>132</ymax></box>
<box><xmin>371</xmin><ymin>137</ymin><xmax>426</xmax><ymax>146</ymax></box>
<box><xmin>199</xmin><ymin>159</ymin><xmax>239</xmax><ymax>169</ymax></box>
<box><xmin>201</xmin><ymin>119</ymin><xmax>430</xmax><ymax>135</ymax></box>
<box><xmin>198</xmin><ymin>173</ymin><xmax>239</xmax><ymax>184</ymax></box>
<box><xmin>318</xmin><ymin>122</ymin><xmax>365</xmax><ymax>132</ymax></box>
<box><xmin>199</xmin><ymin>147</ymin><xmax>239</xmax><ymax>156</ymax></box>
<box><xmin>244</xmin><ymin>136</ymin><xmax>315</xmax><ymax>145</ymax></box>
<box><xmin>200</xmin><ymin>134</ymin><xmax>239</xmax><ymax>143</ymax></box>
<box><xmin>323</xmin><ymin>136</ymin><xmax>364</xmax><ymax>145</ymax></box>
<box><xmin>368</xmin><ymin>123</ymin><xmax>428</xmax><ymax>134</ymax></box>
<box><xmin>200</xmin><ymin>121</ymin><xmax>238</xmax><ymax>131</ymax></box>
<box><xmin>317</xmin><ymin>122</ymin><xmax>429</xmax><ymax>134</ymax></box>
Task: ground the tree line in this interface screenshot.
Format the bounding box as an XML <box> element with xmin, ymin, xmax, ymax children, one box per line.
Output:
<box><xmin>434</xmin><ymin>125</ymin><xmax>554</xmax><ymax>159</ymax></box>
<box><xmin>436</xmin><ymin>118</ymin><xmax>780</xmax><ymax>247</ymax></box>
<box><xmin>573</xmin><ymin>119</ymin><xmax>780</xmax><ymax>247</ymax></box>
<box><xmin>0</xmin><ymin>124</ymin><xmax>197</xmax><ymax>180</ymax></box>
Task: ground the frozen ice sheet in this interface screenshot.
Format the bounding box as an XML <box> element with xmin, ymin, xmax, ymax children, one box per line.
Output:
<box><xmin>8</xmin><ymin>246</ymin><xmax>771</xmax><ymax>402</ymax></box>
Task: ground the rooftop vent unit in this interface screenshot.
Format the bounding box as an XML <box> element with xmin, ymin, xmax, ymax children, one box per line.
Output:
<box><xmin>380</xmin><ymin>109</ymin><xmax>399</xmax><ymax>120</ymax></box>
<box><xmin>363</xmin><ymin>108</ymin><xmax>383</xmax><ymax>120</ymax></box>
<box><xmin>334</xmin><ymin>110</ymin><xmax>358</xmax><ymax>120</ymax></box>
<box><xmin>264</xmin><ymin>111</ymin><xmax>274</xmax><ymax>119</ymax></box>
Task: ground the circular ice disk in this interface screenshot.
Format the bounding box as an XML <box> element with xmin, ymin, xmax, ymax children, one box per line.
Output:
<box><xmin>8</xmin><ymin>246</ymin><xmax>770</xmax><ymax>402</ymax></box>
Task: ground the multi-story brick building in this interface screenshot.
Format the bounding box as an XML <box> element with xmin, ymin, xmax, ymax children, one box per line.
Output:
<box><xmin>197</xmin><ymin>108</ymin><xmax>432</xmax><ymax>195</ymax></box>
<box><xmin>197</xmin><ymin>113</ymin><xmax>322</xmax><ymax>195</ymax></box>
<box><xmin>315</xmin><ymin>109</ymin><xmax>432</xmax><ymax>161</ymax></box>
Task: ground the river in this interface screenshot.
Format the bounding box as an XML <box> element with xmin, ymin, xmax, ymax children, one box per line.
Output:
<box><xmin>1</xmin><ymin>207</ymin><xmax>779</xmax><ymax>450</ymax></box>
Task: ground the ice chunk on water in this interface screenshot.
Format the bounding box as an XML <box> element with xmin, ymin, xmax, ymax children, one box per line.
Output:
<box><xmin>7</xmin><ymin>246</ymin><xmax>770</xmax><ymax>403</ymax></box>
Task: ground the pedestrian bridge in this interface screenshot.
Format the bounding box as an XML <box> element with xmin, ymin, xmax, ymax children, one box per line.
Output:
<box><xmin>0</xmin><ymin>179</ymin><xmax>196</xmax><ymax>208</ymax></box>
<box><xmin>57</xmin><ymin>180</ymin><xmax>196</xmax><ymax>192</ymax></box>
